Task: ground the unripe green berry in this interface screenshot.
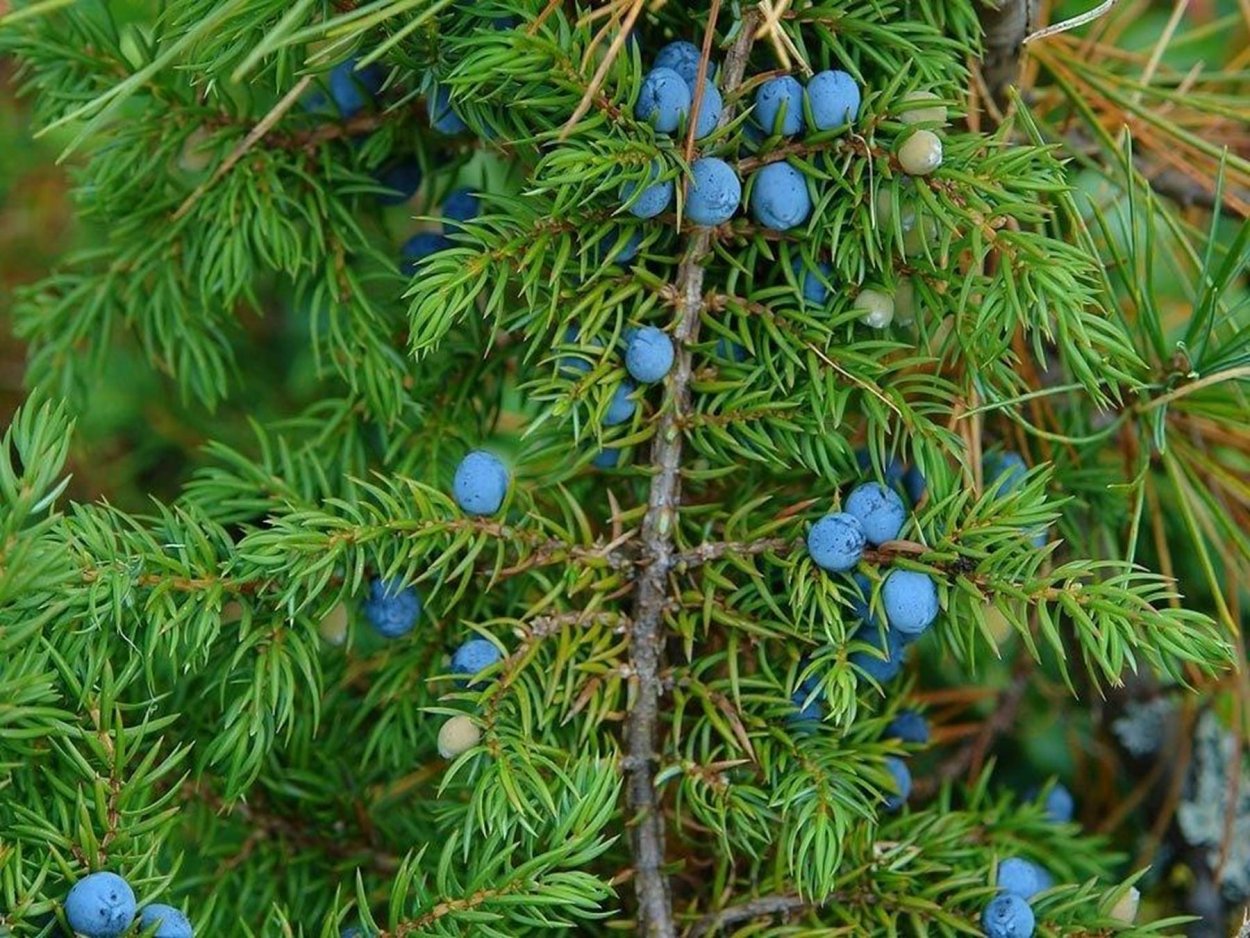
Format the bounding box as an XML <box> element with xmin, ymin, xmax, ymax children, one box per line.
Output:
<box><xmin>898</xmin><ymin>130</ymin><xmax>943</xmax><ymax>176</ymax></box>
<box><xmin>438</xmin><ymin>715</ymin><xmax>481</xmax><ymax>758</ymax></box>
<box><xmin>894</xmin><ymin>279</ymin><xmax>918</xmax><ymax>326</ymax></box>
<box><xmin>319</xmin><ymin>602</ymin><xmax>349</xmax><ymax>645</ymax></box>
<box><xmin>855</xmin><ymin>288</ymin><xmax>894</xmax><ymax>329</ymax></box>
<box><xmin>898</xmin><ymin>90</ymin><xmax>947</xmax><ymax>126</ymax></box>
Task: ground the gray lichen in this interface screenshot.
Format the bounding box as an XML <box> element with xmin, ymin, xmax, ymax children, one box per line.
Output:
<box><xmin>1176</xmin><ymin>710</ymin><xmax>1250</xmax><ymax>900</ymax></box>
<box><xmin>1112</xmin><ymin>698</ymin><xmax>1175</xmax><ymax>757</ymax></box>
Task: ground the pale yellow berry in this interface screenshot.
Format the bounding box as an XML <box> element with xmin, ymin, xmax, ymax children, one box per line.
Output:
<box><xmin>983</xmin><ymin>602</ymin><xmax>1012</xmax><ymax>644</ymax></box>
<box><xmin>178</xmin><ymin>127</ymin><xmax>214</xmax><ymax>173</ymax></box>
<box><xmin>437</xmin><ymin>715</ymin><xmax>481</xmax><ymax>759</ymax></box>
<box><xmin>897</xmin><ymin>130</ymin><xmax>943</xmax><ymax>176</ymax></box>
<box><xmin>874</xmin><ymin>189</ymin><xmax>894</xmax><ymax>227</ymax></box>
<box><xmin>894</xmin><ymin>279</ymin><xmax>918</xmax><ymax>326</ymax></box>
<box><xmin>1108</xmin><ymin>887</ymin><xmax>1140</xmax><ymax>923</ymax></box>
<box><xmin>854</xmin><ymin>289</ymin><xmax>894</xmax><ymax>329</ymax></box>
<box><xmin>898</xmin><ymin>91</ymin><xmax>947</xmax><ymax>126</ymax></box>
<box><xmin>318</xmin><ymin>602</ymin><xmax>349</xmax><ymax>646</ymax></box>
<box><xmin>901</xmin><ymin>210</ymin><xmax>939</xmax><ymax>257</ymax></box>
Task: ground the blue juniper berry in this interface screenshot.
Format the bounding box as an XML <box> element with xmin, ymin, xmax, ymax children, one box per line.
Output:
<box><xmin>845</xmin><ymin>482</ymin><xmax>907</xmax><ymax>546</ymax></box>
<box><xmin>684</xmin><ymin>157</ymin><xmax>741</xmax><ymax>226</ymax></box>
<box><xmin>363</xmin><ymin>579</ymin><xmax>422</xmax><ymax>639</ymax></box>
<box><xmin>807</xmin><ymin>512</ymin><xmax>865</xmax><ymax>572</ymax></box>
<box><xmin>450</xmin><ymin>637</ymin><xmax>503</xmax><ymax>683</ymax></box>
<box><xmin>604</xmin><ymin>381</ymin><xmax>637</xmax><ymax>426</ymax></box>
<box><xmin>885</xmin><ymin>709</ymin><xmax>930</xmax><ymax>745</ymax></box>
<box><xmin>625</xmin><ymin>326</ymin><xmax>675</xmax><ymax>383</ymax></box>
<box><xmin>635</xmin><ymin>68</ymin><xmax>691</xmax><ymax>134</ymax></box>
<box><xmin>653</xmin><ymin>40</ymin><xmax>715</xmax><ymax>87</ymax></box>
<box><xmin>64</xmin><ymin>872</ymin><xmax>136</xmax><ymax>938</ymax></box>
<box><xmin>452</xmin><ymin>450</ymin><xmax>509</xmax><ymax>516</ymax></box>
<box><xmin>749</xmin><ymin>162</ymin><xmax>811</xmax><ymax>230</ymax></box>
<box><xmin>754</xmin><ymin>76</ymin><xmax>804</xmax><ymax>136</ymax></box>
<box><xmin>881</xmin><ymin>569</ymin><xmax>939</xmax><ymax>637</ymax></box>
<box><xmin>806</xmin><ymin>69</ymin><xmax>860</xmax><ymax>130</ymax></box>
<box><xmin>981</xmin><ymin>894</ymin><xmax>1035</xmax><ymax>938</ymax></box>
<box><xmin>138</xmin><ymin>904</ymin><xmax>193</xmax><ymax>938</ymax></box>
<box><xmin>621</xmin><ymin>161</ymin><xmax>674</xmax><ymax>219</ymax></box>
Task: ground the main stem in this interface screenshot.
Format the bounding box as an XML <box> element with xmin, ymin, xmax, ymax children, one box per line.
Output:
<box><xmin>624</xmin><ymin>12</ymin><xmax>758</xmax><ymax>937</ymax></box>
<box><xmin>978</xmin><ymin>0</ymin><xmax>1032</xmax><ymax>109</ymax></box>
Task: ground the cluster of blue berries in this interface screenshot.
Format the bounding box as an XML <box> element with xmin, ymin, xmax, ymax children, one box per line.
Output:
<box><xmin>790</xmin><ymin>454</ymin><xmax>936</xmax><ymax>811</ymax></box>
<box><xmin>305</xmin><ymin>54</ymin><xmax>477</xmax><ymax>140</ymax></box>
<box><xmin>304</xmin><ymin>57</ymin><xmax>423</xmax><ymax>212</ymax></box>
<box><xmin>619</xmin><ymin>47</ymin><xmax>947</xmax><ymax>332</ymax></box>
<box><xmin>622</xmin><ymin>43</ymin><xmax>870</xmax><ymax>237</ymax></box>
<box><xmin>791</xmin><ymin>457</ymin><xmax>934</xmax><ymax>811</ymax></box>
<box><xmin>64</xmin><ymin>871</ymin><xmax>192</xmax><ymax>938</ymax></box>
<box><xmin>806</xmin><ymin>472</ymin><xmax>939</xmax><ymax>685</ymax></box>
<box><xmin>562</xmin><ymin>322</ymin><xmax>676</xmax><ymax>468</ymax></box>
<box><xmin>979</xmin><ymin>784</ymin><xmax>1074</xmax><ymax>937</ymax></box>
<box><xmin>303</xmin><ymin>56</ymin><xmax>493</xmax><ymax>276</ymax></box>
<box><xmin>399</xmin><ymin>187</ymin><xmax>482</xmax><ymax>274</ymax></box>
<box><xmin>745</xmin><ymin>69</ymin><xmax>859</xmax><ymax>230</ymax></box>
<box><xmin>358</xmin><ymin>451</ymin><xmax>507</xmax><ymax>640</ymax></box>
<box><xmin>622</xmin><ymin>41</ymin><xmax>740</xmax><ymax>226</ymax></box>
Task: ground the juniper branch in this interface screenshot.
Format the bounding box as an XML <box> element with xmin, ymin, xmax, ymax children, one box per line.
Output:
<box><xmin>673</xmin><ymin>537</ymin><xmax>792</xmax><ymax>569</ymax></box>
<box><xmin>687</xmin><ymin>893</ymin><xmax>812</xmax><ymax>936</ymax></box>
<box><xmin>978</xmin><ymin>0</ymin><xmax>1033</xmax><ymax>111</ymax></box>
<box><xmin>624</xmin><ymin>11</ymin><xmax>759</xmax><ymax>937</ymax></box>
<box><xmin>172</xmin><ymin>75</ymin><xmax>314</xmax><ymax>221</ymax></box>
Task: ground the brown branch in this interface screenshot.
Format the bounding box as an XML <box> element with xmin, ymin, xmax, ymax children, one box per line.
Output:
<box><xmin>393</xmin><ymin>884</ymin><xmax>510</xmax><ymax>935</ymax></box>
<box><xmin>269</xmin><ymin>101</ymin><xmax>423</xmax><ymax>151</ymax></box>
<box><xmin>734</xmin><ymin>132</ymin><xmax>876</xmax><ymax>174</ymax></box>
<box><xmin>977</xmin><ymin>0</ymin><xmax>1034</xmax><ymax>112</ymax></box>
<box><xmin>673</xmin><ymin>537</ymin><xmax>793</xmax><ymax>569</ymax></box>
<box><xmin>624</xmin><ymin>12</ymin><xmax>760</xmax><ymax>938</ymax></box>
<box><xmin>688</xmin><ymin>893</ymin><xmax>813</xmax><ymax>936</ymax></box>
<box><xmin>682</xmin><ymin>0</ymin><xmax>722</xmax><ymax>165</ymax></box>
<box><xmin>173</xmin><ymin>76</ymin><xmax>313</xmax><ymax>221</ymax></box>
<box><xmin>77</xmin><ymin>522</ymin><xmax>631</xmax><ymax>604</ymax></box>
<box><xmin>559</xmin><ymin>0</ymin><xmax>645</xmax><ymax>139</ymax></box>
<box><xmin>670</xmin><ymin>534</ymin><xmax>934</xmax><ymax>571</ymax></box>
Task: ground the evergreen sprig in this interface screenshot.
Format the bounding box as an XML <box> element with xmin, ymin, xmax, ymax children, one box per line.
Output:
<box><xmin>2</xmin><ymin>0</ymin><xmax>1247</xmax><ymax>935</ymax></box>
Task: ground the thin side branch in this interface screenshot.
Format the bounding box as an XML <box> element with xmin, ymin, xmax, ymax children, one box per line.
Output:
<box><xmin>1024</xmin><ymin>0</ymin><xmax>1122</xmax><ymax>45</ymax></box>
<box><xmin>624</xmin><ymin>11</ymin><xmax>759</xmax><ymax>938</ymax></box>
<box><xmin>688</xmin><ymin>894</ymin><xmax>812</xmax><ymax>936</ymax></box>
<box><xmin>173</xmin><ymin>75</ymin><xmax>313</xmax><ymax>221</ymax></box>
<box><xmin>558</xmin><ymin>0</ymin><xmax>645</xmax><ymax>140</ymax></box>
<box><xmin>673</xmin><ymin>537</ymin><xmax>792</xmax><ymax>568</ymax></box>
<box><xmin>682</xmin><ymin>0</ymin><xmax>722</xmax><ymax>164</ymax></box>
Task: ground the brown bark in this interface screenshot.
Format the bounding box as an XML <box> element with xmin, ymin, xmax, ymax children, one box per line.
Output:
<box><xmin>623</xmin><ymin>10</ymin><xmax>760</xmax><ymax>936</ymax></box>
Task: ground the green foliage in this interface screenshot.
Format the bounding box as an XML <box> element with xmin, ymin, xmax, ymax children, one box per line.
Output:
<box><xmin>1</xmin><ymin>0</ymin><xmax>1248</xmax><ymax>935</ymax></box>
